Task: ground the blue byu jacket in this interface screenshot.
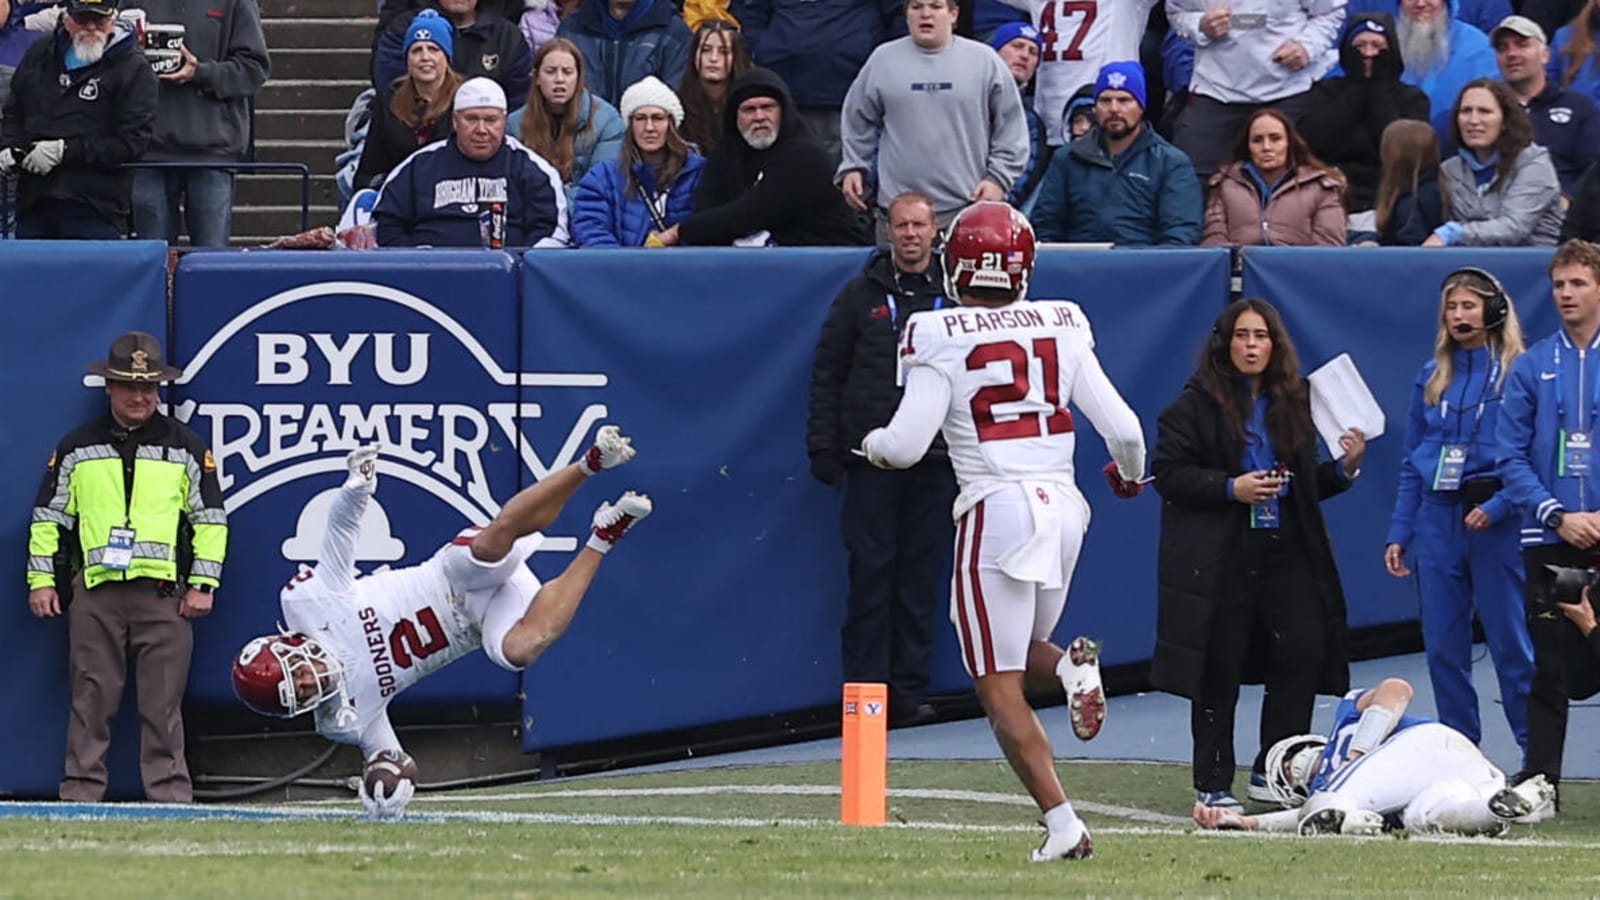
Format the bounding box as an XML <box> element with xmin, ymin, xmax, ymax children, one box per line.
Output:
<box><xmin>1497</xmin><ymin>327</ymin><xmax>1600</xmax><ymax>546</ymax></box>
<box><xmin>373</xmin><ymin>134</ymin><xmax>569</xmax><ymax>247</ymax></box>
<box><xmin>556</xmin><ymin>0</ymin><xmax>692</xmax><ymax>108</ymax></box>
<box><xmin>572</xmin><ymin>153</ymin><xmax>705</xmax><ymax>246</ymax></box>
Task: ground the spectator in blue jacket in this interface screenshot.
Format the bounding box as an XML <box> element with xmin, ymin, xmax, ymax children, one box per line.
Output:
<box><xmin>556</xmin><ymin>0</ymin><xmax>693</xmax><ymax>109</ymax></box>
<box><xmin>731</xmin><ymin>0</ymin><xmax>902</xmax><ymax>166</ymax></box>
<box><xmin>1397</xmin><ymin>0</ymin><xmax>1499</xmax><ymax>136</ymax></box>
<box><xmin>1548</xmin><ymin>0</ymin><xmax>1600</xmax><ymax>106</ymax></box>
<box><xmin>508</xmin><ymin>36</ymin><xmax>625</xmax><ymax>204</ymax></box>
<box><xmin>1495</xmin><ymin>238</ymin><xmax>1600</xmax><ymax>804</ymax></box>
<box><xmin>1385</xmin><ymin>267</ymin><xmax>1532</xmax><ymax>763</ymax></box>
<box><xmin>1373</xmin><ymin>118</ymin><xmax>1450</xmax><ymax>244</ymax></box>
<box><xmin>1346</xmin><ymin>0</ymin><xmax>1511</xmax><ymax>36</ymax></box>
<box><xmin>1031</xmin><ymin>61</ymin><xmax>1202</xmax><ymax>245</ymax></box>
<box><xmin>374</xmin><ymin>77</ymin><xmax>570</xmax><ymax>247</ymax></box>
<box><xmin>374</xmin><ymin>0</ymin><xmax>533</xmax><ymax>113</ymax></box>
<box><xmin>991</xmin><ymin>22</ymin><xmax>1051</xmax><ymax>209</ymax></box>
<box><xmin>1490</xmin><ymin>15</ymin><xmax>1600</xmax><ymax>195</ymax></box>
<box><xmin>572</xmin><ymin>75</ymin><xmax>704</xmax><ymax>245</ymax></box>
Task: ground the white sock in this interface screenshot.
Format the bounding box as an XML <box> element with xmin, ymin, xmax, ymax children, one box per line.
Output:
<box><xmin>585</xmin><ymin>533</ymin><xmax>614</xmax><ymax>554</ymax></box>
<box><xmin>1043</xmin><ymin>802</ymin><xmax>1080</xmax><ymax>835</ymax></box>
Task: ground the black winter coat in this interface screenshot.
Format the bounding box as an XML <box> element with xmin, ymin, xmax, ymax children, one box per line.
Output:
<box><xmin>1149</xmin><ymin>376</ymin><xmax>1352</xmax><ymax>700</ymax></box>
<box><xmin>806</xmin><ymin>252</ymin><xmax>948</xmax><ymax>483</ymax></box>
<box><xmin>1378</xmin><ymin>171</ymin><xmax>1447</xmax><ymax>246</ymax></box>
<box><xmin>354</xmin><ymin>86</ymin><xmax>455</xmax><ymax>191</ymax></box>
<box><xmin>1298</xmin><ymin>13</ymin><xmax>1430</xmax><ymax>212</ymax></box>
<box><xmin>1</xmin><ymin>27</ymin><xmax>157</xmax><ymax>221</ymax></box>
<box><xmin>679</xmin><ymin>68</ymin><xmax>869</xmax><ymax>247</ymax></box>
<box><xmin>1561</xmin><ymin>159</ymin><xmax>1600</xmax><ymax>243</ymax></box>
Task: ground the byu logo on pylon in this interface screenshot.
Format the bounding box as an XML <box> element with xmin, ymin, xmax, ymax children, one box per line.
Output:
<box><xmin>866</xmin><ymin>702</ymin><xmax>883</xmax><ymax>716</ymax></box>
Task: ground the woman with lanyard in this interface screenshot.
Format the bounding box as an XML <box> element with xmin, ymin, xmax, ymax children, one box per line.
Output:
<box><xmin>1384</xmin><ymin>268</ymin><xmax>1534</xmax><ymax>763</ymax></box>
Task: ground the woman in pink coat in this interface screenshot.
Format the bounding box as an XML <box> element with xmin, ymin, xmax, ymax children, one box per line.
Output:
<box><xmin>1201</xmin><ymin>109</ymin><xmax>1348</xmax><ymax>247</ymax></box>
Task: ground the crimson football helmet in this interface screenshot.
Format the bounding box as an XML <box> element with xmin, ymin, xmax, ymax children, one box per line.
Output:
<box><xmin>942</xmin><ymin>201</ymin><xmax>1036</xmax><ymax>302</ymax></box>
<box><xmin>232</xmin><ymin>632</ymin><xmax>346</xmax><ymax>718</ymax></box>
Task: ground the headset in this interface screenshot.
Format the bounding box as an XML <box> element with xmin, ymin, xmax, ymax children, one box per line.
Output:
<box><xmin>1441</xmin><ymin>266</ymin><xmax>1509</xmax><ymax>333</ymax></box>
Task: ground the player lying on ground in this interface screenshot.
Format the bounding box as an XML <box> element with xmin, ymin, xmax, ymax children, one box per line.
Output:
<box><xmin>1191</xmin><ymin>677</ymin><xmax>1555</xmax><ymax>836</ymax></box>
<box><xmin>232</xmin><ymin>427</ymin><xmax>650</xmax><ymax>819</ymax></box>
<box><xmin>860</xmin><ymin>201</ymin><xmax>1148</xmax><ymax>862</ymax></box>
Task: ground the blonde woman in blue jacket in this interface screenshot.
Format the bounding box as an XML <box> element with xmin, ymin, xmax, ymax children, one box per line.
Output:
<box><xmin>1384</xmin><ymin>267</ymin><xmax>1533</xmax><ymax>760</ymax></box>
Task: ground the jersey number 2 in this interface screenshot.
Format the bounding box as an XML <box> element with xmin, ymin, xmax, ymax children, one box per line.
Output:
<box><xmin>390</xmin><ymin>608</ymin><xmax>450</xmax><ymax>668</ymax></box>
<box><xmin>967</xmin><ymin>339</ymin><xmax>1074</xmax><ymax>442</ymax></box>
<box><xmin>1038</xmin><ymin>0</ymin><xmax>1097</xmax><ymax>62</ymax></box>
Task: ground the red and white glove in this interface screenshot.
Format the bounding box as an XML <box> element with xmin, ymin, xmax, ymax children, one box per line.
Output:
<box><xmin>1103</xmin><ymin>462</ymin><xmax>1143</xmax><ymax>499</ymax></box>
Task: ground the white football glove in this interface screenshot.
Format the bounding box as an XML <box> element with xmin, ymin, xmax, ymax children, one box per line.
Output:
<box><xmin>0</xmin><ymin>149</ymin><xmax>17</xmax><ymax>176</ymax></box>
<box><xmin>22</xmin><ymin>139</ymin><xmax>65</xmax><ymax>176</ymax></box>
<box><xmin>359</xmin><ymin>776</ymin><xmax>415</xmax><ymax>821</ymax></box>
<box><xmin>344</xmin><ymin>444</ymin><xmax>380</xmax><ymax>493</ymax></box>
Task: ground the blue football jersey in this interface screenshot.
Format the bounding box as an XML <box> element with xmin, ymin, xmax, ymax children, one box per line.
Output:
<box><xmin>1306</xmin><ymin>688</ymin><xmax>1430</xmax><ymax>795</ymax></box>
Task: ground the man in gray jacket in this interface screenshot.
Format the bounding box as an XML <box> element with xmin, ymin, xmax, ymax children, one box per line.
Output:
<box><xmin>837</xmin><ymin>0</ymin><xmax>1028</xmax><ymax>241</ymax></box>
<box><xmin>125</xmin><ymin>0</ymin><xmax>269</xmax><ymax>246</ymax></box>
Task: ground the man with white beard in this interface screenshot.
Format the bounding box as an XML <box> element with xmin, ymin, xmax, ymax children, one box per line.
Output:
<box><xmin>0</xmin><ymin>0</ymin><xmax>156</xmax><ymax>238</ymax></box>
<box><xmin>1395</xmin><ymin>0</ymin><xmax>1497</xmax><ymax>135</ymax></box>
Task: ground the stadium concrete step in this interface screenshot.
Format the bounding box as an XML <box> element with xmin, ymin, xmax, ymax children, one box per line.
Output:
<box><xmin>263</xmin><ymin>16</ymin><xmax>378</xmax><ymax>49</ymax></box>
<box><xmin>256</xmin><ymin>107</ymin><xmax>351</xmax><ymax>142</ymax></box>
<box><xmin>235</xmin><ymin>172</ymin><xmax>339</xmax><ymax>208</ymax></box>
<box><xmin>260</xmin><ymin>0</ymin><xmax>376</xmax><ymax>19</ymax></box>
<box><xmin>259</xmin><ymin>78</ymin><xmax>370</xmax><ymax>111</ymax></box>
<box><xmin>234</xmin><ymin>203</ymin><xmax>341</xmax><ymax>240</ymax></box>
<box><xmin>272</xmin><ymin>47</ymin><xmax>373</xmax><ymax>81</ymax></box>
<box><xmin>254</xmin><ymin>139</ymin><xmax>343</xmax><ymax>175</ymax></box>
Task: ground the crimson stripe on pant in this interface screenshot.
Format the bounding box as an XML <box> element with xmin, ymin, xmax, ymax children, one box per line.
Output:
<box><xmin>953</xmin><ymin>513</ymin><xmax>978</xmax><ymax>677</ymax></box>
<box><xmin>969</xmin><ymin>501</ymin><xmax>996</xmax><ymax>674</ymax></box>
<box><xmin>955</xmin><ymin>501</ymin><xmax>996</xmax><ymax>676</ymax></box>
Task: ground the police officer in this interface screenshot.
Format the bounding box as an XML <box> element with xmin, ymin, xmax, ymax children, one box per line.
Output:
<box><xmin>1384</xmin><ymin>268</ymin><xmax>1534</xmax><ymax>759</ymax></box>
<box><xmin>27</xmin><ymin>331</ymin><xmax>227</xmax><ymax>802</ymax></box>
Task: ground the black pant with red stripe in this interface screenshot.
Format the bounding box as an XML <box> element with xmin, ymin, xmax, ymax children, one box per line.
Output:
<box><xmin>839</xmin><ymin>459</ymin><xmax>957</xmax><ymax>720</ymax></box>
<box><xmin>1191</xmin><ymin>519</ymin><xmax>1325</xmax><ymax>792</ymax></box>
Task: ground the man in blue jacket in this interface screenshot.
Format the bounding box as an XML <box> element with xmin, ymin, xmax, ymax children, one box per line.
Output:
<box><xmin>557</xmin><ymin>0</ymin><xmax>691</xmax><ymax>110</ymax></box>
<box><xmin>1029</xmin><ymin>60</ymin><xmax>1201</xmax><ymax>245</ymax></box>
<box><xmin>1496</xmin><ymin>238</ymin><xmax>1600</xmax><ymax>820</ymax></box>
<box><xmin>1396</xmin><ymin>0</ymin><xmax>1499</xmax><ymax>136</ymax></box>
<box><xmin>374</xmin><ymin>77</ymin><xmax>569</xmax><ymax>247</ymax></box>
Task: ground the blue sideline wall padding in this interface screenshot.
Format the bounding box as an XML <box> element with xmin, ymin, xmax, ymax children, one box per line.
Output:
<box><xmin>1242</xmin><ymin>247</ymin><xmax>1561</xmax><ymax>630</ymax></box>
<box><xmin>0</xmin><ymin>241</ymin><xmax>169</xmax><ymax>798</ymax></box>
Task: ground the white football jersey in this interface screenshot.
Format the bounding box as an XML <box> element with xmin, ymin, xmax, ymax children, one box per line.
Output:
<box><xmin>281</xmin><ymin>489</ymin><xmax>491</xmax><ymax>754</ymax></box>
<box><xmin>1000</xmin><ymin>0</ymin><xmax>1161</xmax><ymax>144</ymax></box>
<box><xmin>882</xmin><ymin>299</ymin><xmax>1145</xmax><ymax>514</ymax></box>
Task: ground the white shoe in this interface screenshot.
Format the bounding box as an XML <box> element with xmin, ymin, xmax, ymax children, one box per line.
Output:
<box><xmin>1030</xmin><ymin>820</ymin><xmax>1093</xmax><ymax>862</ymax></box>
<box><xmin>1491</xmin><ymin>775</ymin><xmax>1557</xmax><ymax>822</ymax></box>
<box><xmin>1060</xmin><ymin>636</ymin><xmax>1106</xmax><ymax>741</ymax></box>
<box><xmin>1298</xmin><ymin>807</ymin><xmax>1383</xmax><ymax>837</ymax></box>
<box><xmin>582</xmin><ymin>425</ymin><xmax>636</xmax><ymax>474</ymax></box>
<box><xmin>588</xmin><ymin>491</ymin><xmax>652</xmax><ymax>551</ymax></box>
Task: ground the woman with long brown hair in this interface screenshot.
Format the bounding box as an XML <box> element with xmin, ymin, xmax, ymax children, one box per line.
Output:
<box><xmin>1200</xmin><ymin>108</ymin><xmax>1347</xmax><ymax>247</ymax></box>
<box><xmin>1426</xmin><ymin>78</ymin><xmax>1564</xmax><ymax>246</ymax></box>
<box><xmin>1152</xmin><ymin>298</ymin><xmax>1366</xmax><ymax>812</ymax></box>
<box><xmin>507</xmin><ymin>37</ymin><xmax>623</xmax><ymax>203</ymax></box>
<box><xmin>1374</xmin><ymin>119</ymin><xmax>1450</xmax><ymax>246</ymax></box>
<box><xmin>678</xmin><ymin>20</ymin><xmax>752</xmax><ymax>153</ymax></box>
<box><xmin>1550</xmin><ymin>0</ymin><xmax>1600</xmax><ymax>105</ymax></box>
<box><xmin>572</xmin><ymin>77</ymin><xmax>705</xmax><ymax>247</ymax></box>
<box><xmin>354</xmin><ymin>10</ymin><xmax>464</xmax><ymax>191</ymax></box>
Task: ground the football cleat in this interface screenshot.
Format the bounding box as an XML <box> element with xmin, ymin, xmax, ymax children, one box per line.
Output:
<box><xmin>1061</xmin><ymin>636</ymin><xmax>1106</xmax><ymax>741</ymax></box>
<box><xmin>589</xmin><ymin>491</ymin><xmax>652</xmax><ymax>549</ymax></box>
<box><xmin>1197</xmin><ymin>790</ymin><xmax>1243</xmax><ymax>812</ymax></box>
<box><xmin>1298</xmin><ymin>807</ymin><xmax>1383</xmax><ymax>837</ymax></box>
<box><xmin>1490</xmin><ymin>775</ymin><xmax>1556</xmax><ymax>821</ymax></box>
<box><xmin>582</xmin><ymin>425</ymin><xmax>636</xmax><ymax>474</ymax></box>
<box><xmin>1030</xmin><ymin>820</ymin><xmax>1093</xmax><ymax>862</ymax></box>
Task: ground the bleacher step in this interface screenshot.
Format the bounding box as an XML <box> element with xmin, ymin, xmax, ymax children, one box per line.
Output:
<box><xmin>263</xmin><ymin>17</ymin><xmax>378</xmax><ymax>49</ymax></box>
<box><xmin>272</xmin><ymin>47</ymin><xmax>373</xmax><ymax>81</ymax></box>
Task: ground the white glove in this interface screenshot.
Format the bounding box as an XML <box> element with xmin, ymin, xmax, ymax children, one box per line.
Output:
<box><xmin>859</xmin><ymin>428</ymin><xmax>892</xmax><ymax>469</ymax></box>
<box><xmin>23</xmin><ymin>5</ymin><xmax>63</xmax><ymax>31</ymax></box>
<box><xmin>344</xmin><ymin>444</ymin><xmax>380</xmax><ymax>492</ymax></box>
<box><xmin>359</xmin><ymin>776</ymin><xmax>415</xmax><ymax>821</ymax></box>
<box><xmin>22</xmin><ymin>139</ymin><xmax>65</xmax><ymax>176</ymax></box>
<box><xmin>0</xmin><ymin>149</ymin><xmax>16</xmax><ymax>176</ymax></box>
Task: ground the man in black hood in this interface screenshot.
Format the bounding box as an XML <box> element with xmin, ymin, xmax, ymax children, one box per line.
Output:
<box><xmin>1299</xmin><ymin>13</ymin><xmax>1430</xmax><ymax>219</ymax></box>
<box><xmin>659</xmin><ymin>67</ymin><xmax>869</xmax><ymax>247</ymax></box>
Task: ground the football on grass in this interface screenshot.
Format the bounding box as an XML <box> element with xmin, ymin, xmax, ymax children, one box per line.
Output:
<box><xmin>363</xmin><ymin>749</ymin><xmax>418</xmax><ymax>796</ymax></box>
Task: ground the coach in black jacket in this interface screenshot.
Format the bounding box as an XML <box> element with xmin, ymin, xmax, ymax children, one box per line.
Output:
<box><xmin>0</xmin><ymin>0</ymin><xmax>157</xmax><ymax>238</ymax></box>
<box><xmin>669</xmin><ymin>68</ymin><xmax>868</xmax><ymax>247</ymax></box>
<box><xmin>1298</xmin><ymin>13</ymin><xmax>1430</xmax><ymax>215</ymax></box>
<box><xmin>806</xmin><ymin>191</ymin><xmax>952</xmax><ymax>727</ymax></box>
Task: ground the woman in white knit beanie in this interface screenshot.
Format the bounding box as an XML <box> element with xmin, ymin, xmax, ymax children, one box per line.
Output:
<box><xmin>571</xmin><ymin>76</ymin><xmax>707</xmax><ymax>247</ymax></box>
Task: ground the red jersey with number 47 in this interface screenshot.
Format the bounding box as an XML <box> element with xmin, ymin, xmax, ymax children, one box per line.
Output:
<box><xmin>1000</xmin><ymin>0</ymin><xmax>1160</xmax><ymax>145</ymax></box>
<box><xmin>881</xmin><ymin>299</ymin><xmax>1145</xmax><ymax>516</ymax></box>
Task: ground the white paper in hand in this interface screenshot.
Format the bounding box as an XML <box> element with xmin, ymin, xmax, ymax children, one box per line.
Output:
<box><xmin>1307</xmin><ymin>353</ymin><xmax>1385</xmax><ymax>458</ymax></box>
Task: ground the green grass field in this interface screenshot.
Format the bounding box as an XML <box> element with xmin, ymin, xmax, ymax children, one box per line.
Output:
<box><xmin>3</xmin><ymin>760</ymin><xmax>1597</xmax><ymax>898</ymax></box>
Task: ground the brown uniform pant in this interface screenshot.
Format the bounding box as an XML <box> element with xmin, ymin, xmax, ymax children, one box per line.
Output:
<box><xmin>60</xmin><ymin>578</ymin><xmax>193</xmax><ymax>803</ymax></box>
